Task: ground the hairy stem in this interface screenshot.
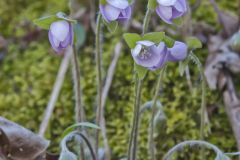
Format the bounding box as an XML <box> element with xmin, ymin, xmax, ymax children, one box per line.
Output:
<box><xmin>71</xmin><ymin>46</ymin><xmax>84</xmax><ymax>123</ymax></box>
<box><xmin>142</xmin><ymin>9</ymin><xmax>152</xmax><ymax>35</ymax></box>
<box><xmin>71</xmin><ymin>46</ymin><xmax>86</xmax><ymax>160</ymax></box>
<box><xmin>200</xmin><ymin>69</ymin><xmax>206</xmax><ymax>141</ymax></box>
<box><xmin>149</xmin><ymin>66</ymin><xmax>166</xmax><ymax>160</ymax></box>
<box><xmin>131</xmin><ymin>79</ymin><xmax>143</xmax><ymax>160</ymax></box>
<box><xmin>128</xmin><ymin>7</ymin><xmax>152</xmax><ymax>160</ymax></box>
<box><xmin>95</xmin><ymin>14</ymin><xmax>103</xmax><ymax>158</ymax></box>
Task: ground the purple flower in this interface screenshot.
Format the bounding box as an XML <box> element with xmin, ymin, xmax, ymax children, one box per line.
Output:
<box><xmin>131</xmin><ymin>40</ymin><xmax>188</xmax><ymax>70</ymax></box>
<box><xmin>100</xmin><ymin>0</ymin><xmax>132</xmax><ymax>22</ymax></box>
<box><xmin>131</xmin><ymin>40</ymin><xmax>168</xmax><ymax>70</ymax></box>
<box><xmin>156</xmin><ymin>0</ymin><xmax>187</xmax><ymax>24</ymax></box>
<box><xmin>48</xmin><ymin>20</ymin><xmax>73</xmax><ymax>53</ymax></box>
<box><xmin>167</xmin><ymin>41</ymin><xmax>188</xmax><ymax>61</ymax></box>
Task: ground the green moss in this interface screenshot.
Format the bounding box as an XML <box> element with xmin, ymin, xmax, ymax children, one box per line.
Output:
<box><xmin>0</xmin><ymin>0</ymin><xmax>239</xmax><ymax>159</ymax></box>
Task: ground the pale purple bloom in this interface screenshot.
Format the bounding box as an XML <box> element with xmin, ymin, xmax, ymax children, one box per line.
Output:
<box><xmin>131</xmin><ymin>40</ymin><xmax>187</xmax><ymax>70</ymax></box>
<box><xmin>167</xmin><ymin>41</ymin><xmax>188</xmax><ymax>61</ymax></box>
<box><xmin>131</xmin><ymin>40</ymin><xmax>168</xmax><ymax>70</ymax></box>
<box><xmin>48</xmin><ymin>20</ymin><xmax>73</xmax><ymax>53</ymax></box>
<box><xmin>100</xmin><ymin>0</ymin><xmax>132</xmax><ymax>22</ymax></box>
<box><xmin>156</xmin><ymin>0</ymin><xmax>187</xmax><ymax>24</ymax></box>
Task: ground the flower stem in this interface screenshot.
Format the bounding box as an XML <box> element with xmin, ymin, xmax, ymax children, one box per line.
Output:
<box><xmin>200</xmin><ymin>68</ymin><xmax>207</xmax><ymax>160</ymax></box>
<box><xmin>130</xmin><ymin>78</ymin><xmax>143</xmax><ymax>160</ymax></box>
<box><xmin>200</xmin><ymin>69</ymin><xmax>206</xmax><ymax>141</ymax></box>
<box><xmin>71</xmin><ymin>46</ymin><xmax>86</xmax><ymax>160</ymax></box>
<box><xmin>128</xmin><ymin>7</ymin><xmax>152</xmax><ymax>160</ymax></box>
<box><xmin>142</xmin><ymin>9</ymin><xmax>152</xmax><ymax>35</ymax></box>
<box><xmin>95</xmin><ymin>14</ymin><xmax>103</xmax><ymax>158</ymax></box>
<box><xmin>149</xmin><ymin>66</ymin><xmax>166</xmax><ymax>160</ymax></box>
<box><xmin>71</xmin><ymin>46</ymin><xmax>84</xmax><ymax>123</ymax></box>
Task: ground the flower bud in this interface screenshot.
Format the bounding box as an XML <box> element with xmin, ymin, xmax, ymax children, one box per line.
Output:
<box><xmin>156</xmin><ymin>0</ymin><xmax>187</xmax><ymax>24</ymax></box>
<box><xmin>48</xmin><ymin>20</ymin><xmax>73</xmax><ymax>53</ymax></box>
<box><xmin>100</xmin><ymin>0</ymin><xmax>132</xmax><ymax>22</ymax></box>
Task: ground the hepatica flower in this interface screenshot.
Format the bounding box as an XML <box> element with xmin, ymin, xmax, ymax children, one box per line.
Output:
<box><xmin>156</xmin><ymin>0</ymin><xmax>187</xmax><ymax>24</ymax></box>
<box><xmin>131</xmin><ymin>40</ymin><xmax>187</xmax><ymax>70</ymax></box>
<box><xmin>100</xmin><ymin>0</ymin><xmax>132</xmax><ymax>22</ymax></box>
<box><xmin>48</xmin><ymin>20</ymin><xmax>73</xmax><ymax>53</ymax></box>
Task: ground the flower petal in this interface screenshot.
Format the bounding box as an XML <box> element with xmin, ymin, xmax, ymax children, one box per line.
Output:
<box><xmin>137</xmin><ymin>40</ymin><xmax>155</xmax><ymax>47</ymax></box>
<box><xmin>157</xmin><ymin>0</ymin><xmax>177</xmax><ymax>6</ymax></box>
<box><xmin>60</xmin><ymin>23</ymin><xmax>73</xmax><ymax>48</ymax></box>
<box><xmin>100</xmin><ymin>4</ymin><xmax>121</xmax><ymax>22</ymax></box>
<box><xmin>48</xmin><ymin>31</ymin><xmax>61</xmax><ymax>52</ymax></box>
<box><xmin>132</xmin><ymin>42</ymin><xmax>166</xmax><ymax>68</ymax></box>
<box><xmin>50</xmin><ymin>21</ymin><xmax>69</xmax><ymax>42</ymax></box>
<box><xmin>107</xmin><ymin>0</ymin><xmax>129</xmax><ymax>9</ymax></box>
<box><xmin>156</xmin><ymin>5</ymin><xmax>173</xmax><ymax>24</ymax></box>
<box><xmin>149</xmin><ymin>42</ymin><xmax>168</xmax><ymax>70</ymax></box>
<box><xmin>167</xmin><ymin>41</ymin><xmax>188</xmax><ymax>61</ymax></box>
<box><xmin>118</xmin><ymin>6</ymin><xmax>132</xmax><ymax>20</ymax></box>
<box><xmin>132</xmin><ymin>44</ymin><xmax>142</xmax><ymax>57</ymax></box>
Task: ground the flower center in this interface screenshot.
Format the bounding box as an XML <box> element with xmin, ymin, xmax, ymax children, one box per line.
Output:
<box><xmin>138</xmin><ymin>47</ymin><xmax>152</xmax><ymax>60</ymax></box>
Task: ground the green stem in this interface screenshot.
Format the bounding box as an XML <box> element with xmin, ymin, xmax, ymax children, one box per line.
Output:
<box><xmin>95</xmin><ymin>14</ymin><xmax>103</xmax><ymax>158</ymax></box>
<box><xmin>71</xmin><ymin>46</ymin><xmax>85</xmax><ymax>160</ymax></box>
<box><xmin>72</xmin><ymin>46</ymin><xmax>84</xmax><ymax>123</ymax></box>
<box><xmin>142</xmin><ymin>9</ymin><xmax>152</xmax><ymax>35</ymax></box>
<box><xmin>128</xmin><ymin>7</ymin><xmax>152</xmax><ymax>160</ymax></box>
<box><xmin>149</xmin><ymin>66</ymin><xmax>166</xmax><ymax>160</ymax></box>
<box><xmin>131</xmin><ymin>79</ymin><xmax>143</xmax><ymax>160</ymax></box>
<box><xmin>200</xmin><ymin>69</ymin><xmax>206</xmax><ymax>141</ymax></box>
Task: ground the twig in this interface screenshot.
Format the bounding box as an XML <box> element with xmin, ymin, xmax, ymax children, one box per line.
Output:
<box><xmin>39</xmin><ymin>47</ymin><xmax>72</xmax><ymax>136</ymax></box>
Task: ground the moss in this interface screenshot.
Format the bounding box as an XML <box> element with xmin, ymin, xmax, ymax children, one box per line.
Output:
<box><xmin>0</xmin><ymin>0</ymin><xmax>239</xmax><ymax>159</ymax></box>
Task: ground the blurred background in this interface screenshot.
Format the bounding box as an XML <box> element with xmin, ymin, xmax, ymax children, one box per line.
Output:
<box><xmin>0</xmin><ymin>0</ymin><xmax>239</xmax><ymax>159</ymax></box>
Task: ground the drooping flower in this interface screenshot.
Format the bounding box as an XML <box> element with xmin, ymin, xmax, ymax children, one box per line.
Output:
<box><xmin>131</xmin><ymin>40</ymin><xmax>188</xmax><ymax>70</ymax></box>
<box><xmin>167</xmin><ymin>41</ymin><xmax>188</xmax><ymax>61</ymax></box>
<box><xmin>100</xmin><ymin>0</ymin><xmax>132</xmax><ymax>22</ymax></box>
<box><xmin>48</xmin><ymin>20</ymin><xmax>73</xmax><ymax>53</ymax></box>
<box><xmin>156</xmin><ymin>0</ymin><xmax>187</xmax><ymax>24</ymax></box>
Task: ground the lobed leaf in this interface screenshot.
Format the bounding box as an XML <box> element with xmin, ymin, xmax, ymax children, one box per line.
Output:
<box><xmin>186</xmin><ymin>36</ymin><xmax>203</xmax><ymax>49</ymax></box>
<box><xmin>123</xmin><ymin>33</ymin><xmax>141</xmax><ymax>49</ymax></box>
<box><xmin>142</xmin><ymin>32</ymin><xmax>165</xmax><ymax>44</ymax></box>
<box><xmin>34</xmin><ymin>12</ymin><xmax>77</xmax><ymax>30</ymax></box>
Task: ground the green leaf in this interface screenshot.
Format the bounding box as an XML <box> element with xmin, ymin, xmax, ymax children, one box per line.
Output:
<box><xmin>73</xmin><ymin>23</ymin><xmax>86</xmax><ymax>51</ymax></box>
<box><xmin>103</xmin><ymin>20</ymin><xmax>118</xmax><ymax>33</ymax></box>
<box><xmin>34</xmin><ymin>12</ymin><xmax>76</xmax><ymax>30</ymax></box>
<box><xmin>142</xmin><ymin>32</ymin><xmax>165</xmax><ymax>44</ymax></box>
<box><xmin>56</xmin><ymin>12</ymin><xmax>77</xmax><ymax>23</ymax></box>
<box><xmin>123</xmin><ymin>33</ymin><xmax>141</xmax><ymax>49</ymax></box>
<box><xmin>163</xmin><ymin>36</ymin><xmax>175</xmax><ymax>48</ymax></box>
<box><xmin>33</xmin><ymin>15</ymin><xmax>58</xmax><ymax>30</ymax></box>
<box><xmin>62</xmin><ymin>122</ymin><xmax>100</xmax><ymax>138</ymax></box>
<box><xmin>186</xmin><ymin>37</ymin><xmax>202</xmax><ymax>49</ymax></box>
<box><xmin>134</xmin><ymin>63</ymin><xmax>148</xmax><ymax>80</ymax></box>
<box><xmin>148</xmin><ymin>0</ymin><xmax>157</xmax><ymax>9</ymax></box>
